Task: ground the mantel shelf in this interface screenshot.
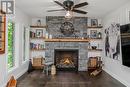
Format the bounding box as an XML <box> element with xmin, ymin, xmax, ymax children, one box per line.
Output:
<box><xmin>45</xmin><ymin>38</ymin><xmax>102</xmax><ymax>42</ymax></box>
<box><xmin>45</xmin><ymin>38</ymin><xmax>90</xmax><ymax>42</ymax></box>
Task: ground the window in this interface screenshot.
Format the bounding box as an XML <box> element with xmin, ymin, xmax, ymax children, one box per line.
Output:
<box><xmin>8</xmin><ymin>21</ymin><xmax>15</xmax><ymax>69</ymax></box>
<box><xmin>23</xmin><ymin>27</ymin><xmax>26</xmax><ymax>61</ymax></box>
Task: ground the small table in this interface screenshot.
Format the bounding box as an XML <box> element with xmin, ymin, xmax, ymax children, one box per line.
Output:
<box><xmin>43</xmin><ymin>62</ymin><xmax>53</xmax><ymax>75</ymax></box>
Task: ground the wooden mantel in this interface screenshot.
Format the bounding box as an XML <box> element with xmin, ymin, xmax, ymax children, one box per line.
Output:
<box><xmin>45</xmin><ymin>38</ymin><xmax>90</xmax><ymax>42</ymax></box>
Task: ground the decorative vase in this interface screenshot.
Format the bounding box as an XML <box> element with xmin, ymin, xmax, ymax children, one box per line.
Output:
<box><xmin>45</xmin><ymin>32</ymin><xmax>49</xmax><ymax>39</ymax></box>
<box><xmin>98</xmin><ymin>32</ymin><xmax>102</xmax><ymax>38</ymax></box>
<box><xmin>37</xmin><ymin>20</ymin><xmax>41</xmax><ymax>26</ymax></box>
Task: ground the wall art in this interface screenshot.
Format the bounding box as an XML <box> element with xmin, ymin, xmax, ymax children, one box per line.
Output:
<box><xmin>104</xmin><ymin>23</ymin><xmax>120</xmax><ymax>60</ymax></box>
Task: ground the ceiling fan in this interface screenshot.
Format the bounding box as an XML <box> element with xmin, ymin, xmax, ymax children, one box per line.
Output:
<box><xmin>47</xmin><ymin>0</ymin><xmax>88</xmax><ymax>14</ymax></box>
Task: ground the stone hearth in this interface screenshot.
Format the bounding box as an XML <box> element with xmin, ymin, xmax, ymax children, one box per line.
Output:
<box><xmin>45</xmin><ymin>42</ymin><xmax>88</xmax><ymax>71</ymax></box>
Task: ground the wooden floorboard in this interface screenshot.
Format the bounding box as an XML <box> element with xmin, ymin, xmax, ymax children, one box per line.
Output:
<box><xmin>17</xmin><ymin>70</ymin><xmax>126</xmax><ymax>87</ymax></box>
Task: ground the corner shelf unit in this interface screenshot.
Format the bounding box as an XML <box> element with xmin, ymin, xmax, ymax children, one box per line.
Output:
<box><xmin>29</xmin><ymin>25</ymin><xmax>46</xmax><ymax>59</ymax></box>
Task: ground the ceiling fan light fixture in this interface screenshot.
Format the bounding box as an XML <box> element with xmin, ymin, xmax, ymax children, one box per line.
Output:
<box><xmin>65</xmin><ymin>11</ymin><xmax>73</xmax><ymax>19</ymax></box>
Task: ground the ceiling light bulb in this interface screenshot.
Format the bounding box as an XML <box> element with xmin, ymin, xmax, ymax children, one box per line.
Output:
<box><xmin>65</xmin><ymin>11</ymin><xmax>72</xmax><ymax>19</ymax></box>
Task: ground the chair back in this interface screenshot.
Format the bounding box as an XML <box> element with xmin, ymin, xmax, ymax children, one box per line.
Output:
<box><xmin>88</xmin><ymin>57</ymin><xmax>98</xmax><ymax>68</ymax></box>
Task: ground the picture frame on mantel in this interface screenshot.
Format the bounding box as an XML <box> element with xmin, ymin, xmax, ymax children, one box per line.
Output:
<box><xmin>0</xmin><ymin>14</ymin><xmax>6</xmax><ymax>54</ymax></box>
<box><xmin>91</xmin><ymin>19</ymin><xmax>98</xmax><ymax>27</ymax></box>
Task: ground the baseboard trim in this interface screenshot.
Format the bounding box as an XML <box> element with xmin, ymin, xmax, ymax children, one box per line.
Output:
<box><xmin>103</xmin><ymin>68</ymin><xmax>130</xmax><ymax>87</ymax></box>
<box><xmin>15</xmin><ymin>68</ymin><xmax>28</xmax><ymax>79</ymax></box>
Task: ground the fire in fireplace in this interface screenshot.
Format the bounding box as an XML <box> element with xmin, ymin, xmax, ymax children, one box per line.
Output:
<box><xmin>54</xmin><ymin>49</ymin><xmax>78</xmax><ymax>71</ymax></box>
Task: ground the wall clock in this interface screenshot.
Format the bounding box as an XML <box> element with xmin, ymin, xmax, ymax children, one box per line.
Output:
<box><xmin>60</xmin><ymin>22</ymin><xmax>74</xmax><ymax>36</ymax></box>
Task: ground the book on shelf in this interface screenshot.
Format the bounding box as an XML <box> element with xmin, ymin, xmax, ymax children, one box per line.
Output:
<box><xmin>30</xmin><ymin>43</ymin><xmax>45</xmax><ymax>50</ymax></box>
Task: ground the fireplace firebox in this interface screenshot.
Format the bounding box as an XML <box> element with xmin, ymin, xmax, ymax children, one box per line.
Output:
<box><xmin>54</xmin><ymin>49</ymin><xmax>78</xmax><ymax>71</ymax></box>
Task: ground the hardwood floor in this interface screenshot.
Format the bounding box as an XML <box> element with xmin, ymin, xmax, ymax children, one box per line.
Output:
<box><xmin>17</xmin><ymin>70</ymin><xmax>126</xmax><ymax>87</ymax></box>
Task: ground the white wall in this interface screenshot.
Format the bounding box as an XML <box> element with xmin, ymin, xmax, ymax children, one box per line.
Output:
<box><xmin>103</xmin><ymin>1</ymin><xmax>130</xmax><ymax>87</ymax></box>
<box><xmin>0</xmin><ymin>7</ymin><xmax>31</xmax><ymax>87</ymax></box>
<box><xmin>31</xmin><ymin>17</ymin><xmax>46</xmax><ymax>26</ymax></box>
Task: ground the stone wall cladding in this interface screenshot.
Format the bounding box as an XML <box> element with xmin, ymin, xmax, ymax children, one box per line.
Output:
<box><xmin>46</xmin><ymin>16</ymin><xmax>88</xmax><ymax>38</ymax></box>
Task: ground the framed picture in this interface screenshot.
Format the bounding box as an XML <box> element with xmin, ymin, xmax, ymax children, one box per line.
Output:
<box><xmin>0</xmin><ymin>14</ymin><xmax>6</xmax><ymax>54</ymax></box>
<box><xmin>91</xmin><ymin>19</ymin><xmax>98</xmax><ymax>27</ymax></box>
<box><xmin>90</xmin><ymin>30</ymin><xmax>97</xmax><ymax>38</ymax></box>
<box><xmin>36</xmin><ymin>29</ymin><xmax>43</xmax><ymax>38</ymax></box>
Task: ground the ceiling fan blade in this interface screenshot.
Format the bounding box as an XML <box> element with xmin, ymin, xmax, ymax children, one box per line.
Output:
<box><xmin>54</xmin><ymin>1</ymin><xmax>66</xmax><ymax>9</ymax></box>
<box><xmin>73</xmin><ymin>2</ymin><xmax>88</xmax><ymax>8</ymax></box>
<box><xmin>72</xmin><ymin>9</ymin><xmax>87</xmax><ymax>14</ymax></box>
<box><xmin>47</xmin><ymin>9</ymin><xmax>65</xmax><ymax>12</ymax></box>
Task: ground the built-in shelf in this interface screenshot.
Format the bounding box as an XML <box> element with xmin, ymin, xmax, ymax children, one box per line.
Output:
<box><xmin>30</xmin><ymin>25</ymin><xmax>47</xmax><ymax>28</ymax></box>
<box><xmin>88</xmin><ymin>49</ymin><xmax>102</xmax><ymax>51</ymax></box>
<box><xmin>30</xmin><ymin>48</ymin><xmax>46</xmax><ymax>51</ymax></box>
<box><xmin>30</xmin><ymin>37</ymin><xmax>46</xmax><ymax>39</ymax></box>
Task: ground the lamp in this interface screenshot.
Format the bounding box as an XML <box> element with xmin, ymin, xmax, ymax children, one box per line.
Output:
<box><xmin>65</xmin><ymin>11</ymin><xmax>73</xmax><ymax>19</ymax></box>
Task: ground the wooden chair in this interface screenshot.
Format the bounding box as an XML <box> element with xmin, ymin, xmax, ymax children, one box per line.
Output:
<box><xmin>6</xmin><ymin>76</ymin><xmax>17</xmax><ymax>87</ymax></box>
<box><xmin>87</xmin><ymin>57</ymin><xmax>102</xmax><ymax>73</ymax></box>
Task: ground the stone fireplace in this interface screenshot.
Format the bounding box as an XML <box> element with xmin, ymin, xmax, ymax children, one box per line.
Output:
<box><xmin>45</xmin><ymin>16</ymin><xmax>88</xmax><ymax>71</ymax></box>
<box><xmin>45</xmin><ymin>42</ymin><xmax>88</xmax><ymax>71</ymax></box>
<box><xmin>54</xmin><ymin>49</ymin><xmax>78</xmax><ymax>71</ymax></box>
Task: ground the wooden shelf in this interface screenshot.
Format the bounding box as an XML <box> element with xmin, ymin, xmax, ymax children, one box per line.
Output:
<box><xmin>30</xmin><ymin>25</ymin><xmax>47</xmax><ymax>28</ymax></box>
<box><xmin>30</xmin><ymin>48</ymin><xmax>46</xmax><ymax>51</ymax></box>
<box><xmin>45</xmin><ymin>38</ymin><xmax>89</xmax><ymax>42</ymax></box>
<box><xmin>88</xmin><ymin>49</ymin><xmax>102</xmax><ymax>51</ymax></box>
<box><xmin>87</xmin><ymin>26</ymin><xmax>103</xmax><ymax>28</ymax></box>
<box><xmin>45</xmin><ymin>38</ymin><xmax>103</xmax><ymax>42</ymax></box>
<box><xmin>30</xmin><ymin>37</ymin><xmax>46</xmax><ymax>39</ymax></box>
